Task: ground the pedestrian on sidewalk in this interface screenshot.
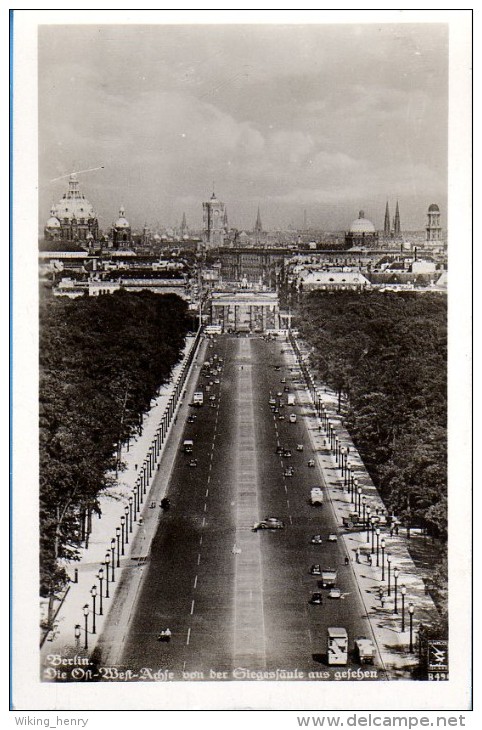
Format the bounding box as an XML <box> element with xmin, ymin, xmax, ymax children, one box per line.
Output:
<box><xmin>367</xmin><ymin>553</ymin><xmax>372</xmax><ymax>566</ymax></box>
<box><xmin>356</xmin><ymin>549</ymin><xmax>360</xmax><ymax>564</ymax></box>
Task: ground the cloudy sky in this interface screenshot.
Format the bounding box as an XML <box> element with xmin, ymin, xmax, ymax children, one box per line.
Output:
<box><xmin>38</xmin><ymin>22</ymin><xmax>448</xmax><ymax>233</ymax></box>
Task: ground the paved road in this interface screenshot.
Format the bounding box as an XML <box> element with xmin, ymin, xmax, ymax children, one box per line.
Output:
<box><xmin>118</xmin><ymin>335</ymin><xmax>372</xmax><ymax>680</ymax></box>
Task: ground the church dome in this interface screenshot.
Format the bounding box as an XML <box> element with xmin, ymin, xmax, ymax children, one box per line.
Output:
<box><xmin>428</xmin><ymin>203</ymin><xmax>440</xmax><ymax>212</ymax></box>
<box><xmin>349</xmin><ymin>210</ymin><xmax>376</xmax><ymax>234</ymax></box>
<box><xmin>114</xmin><ymin>206</ymin><xmax>130</xmax><ymax>228</ymax></box>
<box><xmin>46</xmin><ymin>209</ymin><xmax>61</xmax><ymax>228</ymax></box>
<box><xmin>55</xmin><ymin>174</ymin><xmax>96</xmax><ymax>221</ymax></box>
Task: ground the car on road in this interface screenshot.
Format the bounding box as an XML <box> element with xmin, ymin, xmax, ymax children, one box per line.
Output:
<box><xmin>274</xmin><ymin>366</ymin><xmax>281</xmax><ymax>371</ymax></box>
<box><xmin>311</xmin><ymin>535</ymin><xmax>323</xmax><ymax>544</ymax></box>
<box><xmin>282</xmin><ymin>449</ymin><xmax>292</xmax><ymax>458</ymax></box>
<box><xmin>329</xmin><ymin>587</ymin><xmax>342</xmax><ymax>599</ymax></box>
<box><xmin>252</xmin><ymin>517</ymin><xmax>285</xmax><ymax>531</ymax></box>
<box><xmin>327</xmin><ymin>533</ymin><xmax>338</xmax><ymax>542</ymax></box>
<box><xmin>284</xmin><ymin>386</ymin><xmax>290</xmax><ymax>392</ymax></box>
<box><xmin>188</xmin><ymin>459</ymin><xmax>198</xmax><ymax>467</ymax></box>
<box><xmin>278</xmin><ymin>414</ymin><xmax>285</xmax><ymax>420</ymax></box>
<box><xmin>214</xmin><ymin>378</ymin><xmax>220</xmax><ymax>384</ymax></box>
<box><xmin>209</xmin><ymin>395</ymin><xmax>216</xmax><ymax>401</ymax></box>
<box><xmin>276</xmin><ymin>446</ymin><xmax>284</xmax><ymax>455</ymax></box>
<box><xmin>310</xmin><ymin>592</ymin><xmax>323</xmax><ymax>605</ymax></box>
<box><xmin>296</xmin><ymin>444</ymin><xmax>304</xmax><ymax>452</ymax></box>
<box><xmin>277</xmin><ymin>391</ymin><xmax>283</xmax><ymax>397</ymax></box>
<box><xmin>308</xmin><ymin>459</ymin><xmax>315</xmax><ymax>467</ymax></box>
<box><xmin>269</xmin><ymin>397</ymin><xmax>276</xmax><ymax>405</ymax></box>
<box><xmin>310</xmin><ymin>564</ymin><xmax>322</xmax><ymax>575</ymax></box>
<box><xmin>284</xmin><ymin>467</ymin><xmax>294</xmax><ymax>477</ymax></box>
<box><xmin>280</xmin><ymin>378</ymin><xmax>286</xmax><ymax>384</ymax></box>
<box><xmin>289</xmin><ymin>414</ymin><xmax>297</xmax><ymax>423</ymax></box>
<box><xmin>187</xmin><ymin>415</ymin><xmax>196</xmax><ymax>423</ymax></box>
<box><xmin>274</xmin><ymin>407</ymin><xmax>279</xmax><ymax>414</ymax></box>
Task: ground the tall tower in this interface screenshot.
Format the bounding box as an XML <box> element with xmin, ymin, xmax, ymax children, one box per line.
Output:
<box><xmin>384</xmin><ymin>202</ymin><xmax>391</xmax><ymax>236</ymax></box>
<box><xmin>393</xmin><ymin>201</ymin><xmax>401</xmax><ymax>237</ymax></box>
<box><xmin>180</xmin><ymin>212</ymin><xmax>188</xmax><ymax>237</ymax></box>
<box><xmin>254</xmin><ymin>205</ymin><xmax>263</xmax><ymax>244</ymax></box>
<box><xmin>202</xmin><ymin>190</ymin><xmax>225</xmax><ymax>248</ymax></box>
<box><xmin>426</xmin><ymin>203</ymin><xmax>442</xmax><ymax>243</ymax></box>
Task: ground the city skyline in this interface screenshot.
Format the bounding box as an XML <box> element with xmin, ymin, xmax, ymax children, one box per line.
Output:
<box><xmin>39</xmin><ymin>23</ymin><xmax>448</xmax><ymax>233</ymax></box>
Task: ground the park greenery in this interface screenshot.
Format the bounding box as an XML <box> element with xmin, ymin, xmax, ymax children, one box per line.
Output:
<box><xmin>39</xmin><ymin>290</ymin><xmax>191</xmax><ymax>607</ymax></box>
<box><xmin>297</xmin><ymin>291</ymin><xmax>447</xmax><ymax>541</ymax></box>
<box><xmin>297</xmin><ymin>290</ymin><xmax>447</xmax><ymax>625</ymax></box>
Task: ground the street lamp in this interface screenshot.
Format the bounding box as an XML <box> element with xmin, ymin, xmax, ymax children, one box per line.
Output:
<box><xmin>83</xmin><ymin>604</ymin><xmax>89</xmax><ymax>650</ymax></box>
<box><xmin>387</xmin><ymin>553</ymin><xmax>392</xmax><ymax>596</ymax></box>
<box><xmin>408</xmin><ymin>603</ymin><xmax>414</xmax><ymax>651</ymax></box>
<box><xmin>132</xmin><ymin>489</ymin><xmax>138</xmax><ymax>519</ymax></box>
<box><xmin>394</xmin><ymin>568</ymin><xmax>400</xmax><ymax>614</ymax></box>
<box><xmin>345</xmin><ymin>461</ymin><xmax>351</xmax><ymax>489</ymax></box>
<box><xmin>357</xmin><ymin>486</ymin><xmax>362</xmax><ymax>516</ymax></box>
<box><xmin>381</xmin><ymin>538</ymin><xmax>386</xmax><ymax>581</ymax></box>
<box><xmin>90</xmin><ymin>585</ymin><xmax>97</xmax><ymax>635</ymax></box>
<box><xmin>116</xmin><ymin>527</ymin><xmax>121</xmax><ymax>567</ymax></box>
<box><xmin>362</xmin><ymin>496</ymin><xmax>367</xmax><ymax>525</ymax></box>
<box><xmin>401</xmin><ymin>585</ymin><xmax>407</xmax><ymax>632</ymax></box>
<box><xmin>371</xmin><ymin>517</ymin><xmax>377</xmax><ymax>554</ymax></box>
<box><xmin>97</xmin><ymin>567</ymin><xmax>104</xmax><ymax>616</ymax></box>
<box><xmin>366</xmin><ymin>506</ymin><xmax>371</xmax><ymax>542</ymax></box>
<box><xmin>121</xmin><ymin>516</ymin><xmax>126</xmax><ymax>555</ymax></box>
<box><xmin>124</xmin><ymin>506</ymin><xmax>129</xmax><ymax>545</ymax></box>
<box><xmin>129</xmin><ymin>496</ymin><xmax>134</xmax><ymax>533</ymax></box>
<box><xmin>111</xmin><ymin>538</ymin><xmax>116</xmax><ymax>579</ymax></box>
<box><xmin>375</xmin><ymin>528</ymin><xmax>380</xmax><ymax>567</ymax></box>
<box><xmin>104</xmin><ymin>552</ymin><xmax>110</xmax><ymax>598</ymax></box>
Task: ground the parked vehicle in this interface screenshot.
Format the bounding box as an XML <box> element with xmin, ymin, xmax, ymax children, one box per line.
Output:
<box><xmin>327</xmin><ymin>627</ymin><xmax>348</xmax><ymax>665</ymax></box>
<box><xmin>310</xmin><ymin>564</ymin><xmax>322</xmax><ymax>576</ymax></box>
<box><xmin>193</xmin><ymin>391</ymin><xmax>204</xmax><ymax>407</ymax></box>
<box><xmin>310</xmin><ymin>488</ymin><xmax>324</xmax><ymax>506</ymax></box>
<box><xmin>308</xmin><ymin>459</ymin><xmax>315</xmax><ymax>467</ymax></box>
<box><xmin>327</xmin><ymin>533</ymin><xmax>338</xmax><ymax>542</ymax></box>
<box><xmin>289</xmin><ymin>413</ymin><xmax>297</xmax><ymax>423</ymax></box>
<box><xmin>183</xmin><ymin>439</ymin><xmax>193</xmax><ymax>453</ymax></box>
<box><xmin>321</xmin><ymin>568</ymin><xmax>337</xmax><ymax>588</ymax></box>
<box><xmin>329</xmin><ymin>587</ymin><xmax>342</xmax><ymax>599</ymax></box>
<box><xmin>296</xmin><ymin>444</ymin><xmax>304</xmax><ymax>452</ymax></box>
<box><xmin>287</xmin><ymin>394</ymin><xmax>296</xmax><ymax>406</ymax></box>
<box><xmin>354</xmin><ymin>637</ymin><xmax>376</xmax><ymax>665</ymax></box>
<box><xmin>311</xmin><ymin>534</ymin><xmax>323</xmax><ymax>544</ymax></box>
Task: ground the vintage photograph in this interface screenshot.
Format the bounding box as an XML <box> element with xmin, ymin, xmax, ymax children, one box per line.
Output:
<box><xmin>11</xmin><ymin>9</ymin><xmax>472</xmax><ymax>713</ymax></box>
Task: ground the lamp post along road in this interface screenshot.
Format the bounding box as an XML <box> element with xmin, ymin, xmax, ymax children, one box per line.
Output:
<box><xmin>381</xmin><ymin>538</ymin><xmax>386</xmax><ymax>580</ymax></box>
<box><xmin>394</xmin><ymin>568</ymin><xmax>399</xmax><ymax>614</ymax></box>
<box><xmin>90</xmin><ymin>586</ymin><xmax>97</xmax><ymax>635</ymax></box>
<box><xmin>387</xmin><ymin>553</ymin><xmax>392</xmax><ymax>596</ymax></box>
<box><xmin>401</xmin><ymin>585</ymin><xmax>407</xmax><ymax>632</ymax></box>
<box><xmin>98</xmin><ymin>568</ymin><xmax>104</xmax><ymax>616</ymax></box>
<box><xmin>409</xmin><ymin>603</ymin><xmax>414</xmax><ymax>651</ymax></box>
<box><xmin>366</xmin><ymin>506</ymin><xmax>371</xmax><ymax>543</ymax></box>
<box><xmin>83</xmin><ymin>605</ymin><xmax>89</xmax><ymax>651</ymax></box>
<box><xmin>124</xmin><ymin>507</ymin><xmax>129</xmax><ymax>545</ymax></box>
<box><xmin>105</xmin><ymin>553</ymin><xmax>110</xmax><ymax>598</ymax></box>
<box><xmin>121</xmin><ymin>516</ymin><xmax>126</xmax><ymax>555</ymax></box>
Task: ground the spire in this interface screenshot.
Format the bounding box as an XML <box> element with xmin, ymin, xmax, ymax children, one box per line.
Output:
<box><xmin>181</xmin><ymin>212</ymin><xmax>188</xmax><ymax>233</ymax></box>
<box><xmin>384</xmin><ymin>201</ymin><xmax>391</xmax><ymax>236</ymax></box>
<box><xmin>254</xmin><ymin>205</ymin><xmax>263</xmax><ymax>234</ymax></box>
<box><xmin>223</xmin><ymin>207</ymin><xmax>228</xmax><ymax>229</ymax></box>
<box><xmin>393</xmin><ymin>201</ymin><xmax>401</xmax><ymax>236</ymax></box>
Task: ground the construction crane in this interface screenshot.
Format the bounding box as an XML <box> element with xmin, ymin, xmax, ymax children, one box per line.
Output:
<box><xmin>50</xmin><ymin>166</ymin><xmax>104</xmax><ymax>183</ymax></box>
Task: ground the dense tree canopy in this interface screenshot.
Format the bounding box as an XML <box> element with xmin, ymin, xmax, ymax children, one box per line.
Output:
<box><xmin>296</xmin><ymin>291</ymin><xmax>447</xmax><ymax>540</ymax></box>
<box><xmin>39</xmin><ymin>291</ymin><xmax>191</xmax><ymax>600</ymax></box>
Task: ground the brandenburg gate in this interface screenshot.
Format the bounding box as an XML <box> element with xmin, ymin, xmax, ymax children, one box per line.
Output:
<box><xmin>209</xmin><ymin>290</ymin><xmax>281</xmax><ymax>333</ymax></box>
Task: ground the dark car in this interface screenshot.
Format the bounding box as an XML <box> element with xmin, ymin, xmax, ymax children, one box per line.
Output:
<box><xmin>310</xmin><ymin>564</ymin><xmax>322</xmax><ymax>575</ymax></box>
<box><xmin>252</xmin><ymin>517</ymin><xmax>285</xmax><ymax>531</ymax></box>
<box><xmin>187</xmin><ymin>415</ymin><xmax>196</xmax><ymax>423</ymax></box>
<box><xmin>310</xmin><ymin>592</ymin><xmax>323</xmax><ymax>605</ymax></box>
<box><xmin>283</xmin><ymin>449</ymin><xmax>292</xmax><ymax>458</ymax></box>
<box><xmin>311</xmin><ymin>534</ymin><xmax>323</xmax><ymax>544</ymax></box>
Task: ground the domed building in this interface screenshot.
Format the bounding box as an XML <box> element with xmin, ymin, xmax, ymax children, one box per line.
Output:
<box><xmin>44</xmin><ymin>173</ymin><xmax>99</xmax><ymax>243</ymax></box>
<box><xmin>111</xmin><ymin>205</ymin><xmax>132</xmax><ymax>248</ymax></box>
<box><xmin>345</xmin><ymin>210</ymin><xmax>379</xmax><ymax>249</ymax></box>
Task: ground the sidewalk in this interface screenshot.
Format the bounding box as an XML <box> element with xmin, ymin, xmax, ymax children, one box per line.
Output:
<box><xmin>283</xmin><ymin>336</ymin><xmax>439</xmax><ymax>679</ymax></box>
<box><xmin>40</xmin><ymin>332</ymin><xmax>205</xmax><ymax>668</ymax></box>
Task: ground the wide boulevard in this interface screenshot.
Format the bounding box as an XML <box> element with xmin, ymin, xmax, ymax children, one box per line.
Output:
<box><xmin>119</xmin><ymin>335</ymin><xmax>371</xmax><ymax>679</ymax></box>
